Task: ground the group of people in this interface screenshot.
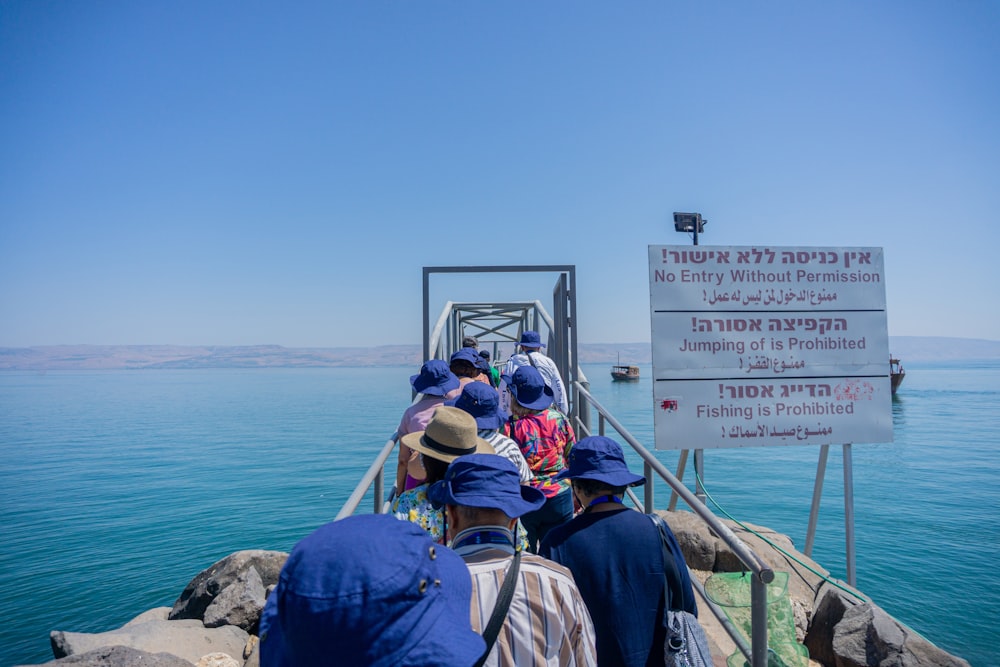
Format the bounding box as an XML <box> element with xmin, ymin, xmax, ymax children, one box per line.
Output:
<box><xmin>258</xmin><ymin>332</ymin><xmax>698</xmax><ymax>667</ymax></box>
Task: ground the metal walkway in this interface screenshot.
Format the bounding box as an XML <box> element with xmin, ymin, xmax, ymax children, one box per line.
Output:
<box><xmin>338</xmin><ymin>265</ymin><xmax>776</xmax><ymax>667</ymax></box>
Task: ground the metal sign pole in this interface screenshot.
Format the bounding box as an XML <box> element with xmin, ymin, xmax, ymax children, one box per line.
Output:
<box><xmin>843</xmin><ymin>443</ymin><xmax>857</xmax><ymax>586</ymax></box>
<box><xmin>804</xmin><ymin>444</ymin><xmax>830</xmax><ymax>557</ymax></box>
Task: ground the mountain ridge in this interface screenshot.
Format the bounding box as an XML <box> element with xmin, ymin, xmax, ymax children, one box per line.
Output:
<box><xmin>1</xmin><ymin>336</ymin><xmax>997</xmax><ymax>371</ymax></box>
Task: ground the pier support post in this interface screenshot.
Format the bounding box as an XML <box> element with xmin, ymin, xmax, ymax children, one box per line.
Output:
<box><xmin>668</xmin><ymin>449</ymin><xmax>688</xmax><ymax>512</ymax></box>
<box><xmin>843</xmin><ymin>443</ymin><xmax>857</xmax><ymax>587</ymax></box>
<box><xmin>804</xmin><ymin>444</ymin><xmax>830</xmax><ymax>557</ymax></box>
<box><xmin>751</xmin><ymin>574</ymin><xmax>769</xmax><ymax>667</ymax></box>
<box><xmin>694</xmin><ymin>448</ymin><xmax>706</xmax><ymax>505</ymax></box>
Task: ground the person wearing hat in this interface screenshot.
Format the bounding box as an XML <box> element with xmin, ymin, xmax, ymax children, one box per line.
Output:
<box><xmin>539</xmin><ymin>436</ymin><xmax>697</xmax><ymax>667</ymax></box>
<box><xmin>392</xmin><ymin>406</ymin><xmax>494</xmax><ymax>544</ymax></box>
<box><xmin>451</xmin><ymin>347</ymin><xmax>493</xmax><ymax>388</ymax></box>
<box><xmin>500</xmin><ymin>330</ymin><xmax>569</xmax><ymax>415</ymax></box>
<box><xmin>395</xmin><ymin>359</ymin><xmax>463</xmax><ymax>495</ymax></box>
<box><xmin>428</xmin><ymin>454</ymin><xmax>597</xmax><ymax>667</ymax></box>
<box><xmin>478</xmin><ymin>349</ymin><xmax>501</xmax><ymax>387</ymax></box>
<box><xmin>447</xmin><ymin>381</ymin><xmax>532</xmax><ymax>485</ymax></box>
<box><xmin>501</xmin><ymin>365</ymin><xmax>577</xmax><ymax>553</ymax></box>
<box><xmin>259</xmin><ymin>513</ymin><xmax>485</xmax><ymax>667</ymax></box>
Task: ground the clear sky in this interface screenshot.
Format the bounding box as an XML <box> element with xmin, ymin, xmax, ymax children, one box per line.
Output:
<box><xmin>1</xmin><ymin>1</ymin><xmax>997</xmax><ymax>348</ymax></box>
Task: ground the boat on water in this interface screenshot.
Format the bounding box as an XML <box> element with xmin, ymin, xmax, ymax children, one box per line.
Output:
<box><xmin>890</xmin><ymin>357</ymin><xmax>905</xmax><ymax>394</ymax></box>
<box><xmin>611</xmin><ymin>364</ymin><xmax>640</xmax><ymax>381</ymax></box>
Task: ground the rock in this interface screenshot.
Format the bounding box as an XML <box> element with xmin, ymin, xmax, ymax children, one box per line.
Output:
<box><xmin>659</xmin><ymin>510</ymin><xmax>716</xmax><ymax>570</ymax></box>
<box><xmin>50</xmin><ymin>618</ymin><xmax>249</xmax><ymax>665</ymax></box>
<box><xmin>203</xmin><ymin>566</ymin><xmax>265</xmax><ymax>631</ymax></box>
<box><xmin>243</xmin><ymin>636</ymin><xmax>259</xmax><ymax>667</ymax></box>
<box><xmin>195</xmin><ymin>653</ymin><xmax>240</xmax><ymax>667</ymax></box>
<box><xmin>831</xmin><ymin>602</ymin><xmax>971</xmax><ymax>667</ymax></box>
<box><xmin>805</xmin><ymin>581</ymin><xmax>856</xmax><ymax>666</ymax></box>
<box><xmin>15</xmin><ymin>645</ymin><xmax>191</xmax><ymax>667</ymax></box>
<box><xmin>123</xmin><ymin>608</ymin><xmax>170</xmax><ymax>626</ymax></box>
<box><xmin>169</xmin><ymin>550</ymin><xmax>287</xmax><ymax>625</ymax></box>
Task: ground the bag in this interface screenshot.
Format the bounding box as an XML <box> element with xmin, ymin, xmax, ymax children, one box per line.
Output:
<box><xmin>649</xmin><ymin>514</ymin><xmax>714</xmax><ymax>667</ymax></box>
<box><xmin>665</xmin><ymin>608</ymin><xmax>714</xmax><ymax>667</ymax></box>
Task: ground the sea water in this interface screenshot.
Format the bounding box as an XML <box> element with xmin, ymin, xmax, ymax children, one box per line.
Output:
<box><xmin>1</xmin><ymin>362</ymin><xmax>997</xmax><ymax>667</ymax></box>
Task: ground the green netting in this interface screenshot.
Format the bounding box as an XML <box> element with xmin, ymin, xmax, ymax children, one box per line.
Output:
<box><xmin>704</xmin><ymin>572</ymin><xmax>809</xmax><ymax>667</ymax></box>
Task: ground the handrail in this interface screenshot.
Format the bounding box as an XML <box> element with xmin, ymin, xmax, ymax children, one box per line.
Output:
<box><xmin>574</xmin><ymin>380</ymin><xmax>774</xmax><ymax>667</ymax></box>
<box><xmin>333</xmin><ymin>434</ymin><xmax>397</xmax><ymax>522</ymax></box>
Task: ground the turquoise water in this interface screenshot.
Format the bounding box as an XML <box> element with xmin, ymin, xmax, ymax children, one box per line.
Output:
<box><xmin>1</xmin><ymin>362</ymin><xmax>997</xmax><ymax>666</ymax></box>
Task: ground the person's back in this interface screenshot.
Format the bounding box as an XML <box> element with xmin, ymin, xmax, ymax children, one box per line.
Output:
<box><xmin>464</xmin><ymin>548</ymin><xmax>595</xmax><ymax>667</ymax></box>
<box><xmin>540</xmin><ymin>436</ymin><xmax>696</xmax><ymax>667</ymax></box>
<box><xmin>541</xmin><ymin>508</ymin><xmax>667</xmax><ymax>667</ymax></box>
<box><xmin>428</xmin><ymin>454</ymin><xmax>597</xmax><ymax>667</ymax></box>
<box><xmin>500</xmin><ymin>331</ymin><xmax>569</xmax><ymax>414</ymax></box>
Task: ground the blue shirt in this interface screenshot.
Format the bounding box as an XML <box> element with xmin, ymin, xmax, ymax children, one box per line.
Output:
<box><xmin>540</xmin><ymin>508</ymin><xmax>695</xmax><ymax>667</ymax></box>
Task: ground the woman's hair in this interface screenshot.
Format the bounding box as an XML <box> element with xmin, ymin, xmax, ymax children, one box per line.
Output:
<box><xmin>421</xmin><ymin>454</ymin><xmax>451</xmax><ymax>484</ymax></box>
<box><xmin>510</xmin><ymin>400</ymin><xmax>542</xmax><ymax>417</ymax></box>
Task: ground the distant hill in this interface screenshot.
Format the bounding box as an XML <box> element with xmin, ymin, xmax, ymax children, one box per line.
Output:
<box><xmin>1</xmin><ymin>337</ymin><xmax>997</xmax><ymax>371</ymax></box>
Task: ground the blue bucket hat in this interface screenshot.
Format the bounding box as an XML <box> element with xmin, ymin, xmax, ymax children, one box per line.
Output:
<box><xmin>446</xmin><ymin>381</ymin><xmax>507</xmax><ymax>430</ymax></box>
<box><xmin>518</xmin><ymin>330</ymin><xmax>544</xmax><ymax>348</ymax></box>
<box><xmin>410</xmin><ymin>360</ymin><xmax>460</xmax><ymax>397</ymax></box>
<box><xmin>554</xmin><ymin>436</ymin><xmax>646</xmax><ymax>487</ymax></box>
<box><xmin>450</xmin><ymin>347</ymin><xmax>481</xmax><ymax>367</ymax></box>
<box><xmin>428</xmin><ymin>454</ymin><xmax>545</xmax><ymax>518</ymax></box>
<box><xmin>503</xmin><ymin>365</ymin><xmax>553</xmax><ymax>411</ymax></box>
<box><xmin>259</xmin><ymin>514</ymin><xmax>485</xmax><ymax>667</ymax></box>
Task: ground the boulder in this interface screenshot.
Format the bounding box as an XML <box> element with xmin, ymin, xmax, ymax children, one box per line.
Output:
<box><xmin>15</xmin><ymin>645</ymin><xmax>191</xmax><ymax>667</ymax></box>
<box><xmin>805</xmin><ymin>582</ymin><xmax>856</xmax><ymax>666</ymax></box>
<box><xmin>659</xmin><ymin>510</ymin><xmax>716</xmax><ymax>570</ymax></box>
<box><xmin>50</xmin><ymin>618</ymin><xmax>249</xmax><ymax>665</ymax></box>
<box><xmin>203</xmin><ymin>566</ymin><xmax>265</xmax><ymax>631</ymax></box>
<box><xmin>169</xmin><ymin>550</ymin><xmax>287</xmax><ymax>627</ymax></box>
<box><xmin>831</xmin><ymin>602</ymin><xmax>971</xmax><ymax>667</ymax></box>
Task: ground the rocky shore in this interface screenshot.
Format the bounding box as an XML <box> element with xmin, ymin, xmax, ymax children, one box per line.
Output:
<box><xmin>18</xmin><ymin>512</ymin><xmax>970</xmax><ymax>667</ymax></box>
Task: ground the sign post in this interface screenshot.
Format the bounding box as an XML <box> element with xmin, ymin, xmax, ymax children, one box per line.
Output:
<box><xmin>648</xmin><ymin>245</ymin><xmax>893</xmax><ymax>585</ymax></box>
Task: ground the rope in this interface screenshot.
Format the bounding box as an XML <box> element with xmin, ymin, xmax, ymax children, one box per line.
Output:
<box><xmin>693</xmin><ymin>470</ymin><xmax>867</xmax><ymax>603</ymax></box>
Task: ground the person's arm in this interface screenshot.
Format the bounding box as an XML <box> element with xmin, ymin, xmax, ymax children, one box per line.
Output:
<box><xmin>395</xmin><ymin>442</ymin><xmax>411</xmax><ymax>495</ymax></box>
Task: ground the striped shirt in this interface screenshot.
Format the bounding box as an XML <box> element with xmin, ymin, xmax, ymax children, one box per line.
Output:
<box><xmin>457</xmin><ymin>537</ymin><xmax>597</xmax><ymax>667</ymax></box>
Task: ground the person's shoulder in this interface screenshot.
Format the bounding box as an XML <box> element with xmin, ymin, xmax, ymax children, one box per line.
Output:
<box><xmin>538</xmin><ymin>515</ymin><xmax>586</xmax><ymax>551</ymax></box>
<box><xmin>521</xmin><ymin>552</ymin><xmax>578</xmax><ymax>584</ymax></box>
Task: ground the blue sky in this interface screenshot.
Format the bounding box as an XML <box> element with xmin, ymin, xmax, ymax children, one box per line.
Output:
<box><xmin>1</xmin><ymin>1</ymin><xmax>997</xmax><ymax>347</ymax></box>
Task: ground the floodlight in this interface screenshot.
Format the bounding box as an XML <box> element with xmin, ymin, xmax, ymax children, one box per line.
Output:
<box><xmin>673</xmin><ymin>212</ymin><xmax>705</xmax><ymax>233</ymax></box>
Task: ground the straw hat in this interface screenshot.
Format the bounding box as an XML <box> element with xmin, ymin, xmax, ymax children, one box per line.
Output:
<box><xmin>401</xmin><ymin>406</ymin><xmax>494</xmax><ymax>463</ymax></box>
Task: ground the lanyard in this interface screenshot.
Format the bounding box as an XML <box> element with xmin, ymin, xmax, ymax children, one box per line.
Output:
<box><xmin>452</xmin><ymin>529</ymin><xmax>515</xmax><ymax>551</ymax></box>
<box><xmin>584</xmin><ymin>494</ymin><xmax>622</xmax><ymax>512</ymax></box>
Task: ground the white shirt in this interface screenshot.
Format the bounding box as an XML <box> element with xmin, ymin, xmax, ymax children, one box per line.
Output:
<box><xmin>501</xmin><ymin>349</ymin><xmax>569</xmax><ymax>415</ymax></box>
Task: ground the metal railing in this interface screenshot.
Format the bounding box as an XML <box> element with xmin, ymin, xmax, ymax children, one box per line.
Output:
<box><xmin>334</xmin><ymin>264</ymin><xmax>778</xmax><ymax>667</ymax></box>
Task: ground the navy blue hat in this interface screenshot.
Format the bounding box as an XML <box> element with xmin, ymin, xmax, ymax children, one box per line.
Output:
<box><xmin>428</xmin><ymin>454</ymin><xmax>545</xmax><ymax>518</ymax></box>
<box><xmin>478</xmin><ymin>349</ymin><xmax>491</xmax><ymax>361</ymax></box>
<box><xmin>450</xmin><ymin>347</ymin><xmax>481</xmax><ymax>366</ymax></box>
<box><xmin>518</xmin><ymin>331</ymin><xmax>544</xmax><ymax>348</ymax></box>
<box><xmin>259</xmin><ymin>514</ymin><xmax>485</xmax><ymax>667</ymax></box>
<box><xmin>554</xmin><ymin>436</ymin><xmax>646</xmax><ymax>487</ymax></box>
<box><xmin>504</xmin><ymin>365</ymin><xmax>553</xmax><ymax>411</ymax></box>
<box><xmin>410</xmin><ymin>360</ymin><xmax>460</xmax><ymax>397</ymax></box>
<box><xmin>446</xmin><ymin>381</ymin><xmax>507</xmax><ymax>430</ymax></box>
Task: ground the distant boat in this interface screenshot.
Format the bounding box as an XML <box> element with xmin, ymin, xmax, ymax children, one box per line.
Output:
<box><xmin>890</xmin><ymin>357</ymin><xmax>905</xmax><ymax>394</ymax></box>
<box><xmin>611</xmin><ymin>359</ymin><xmax>640</xmax><ymax>382</ymax></box>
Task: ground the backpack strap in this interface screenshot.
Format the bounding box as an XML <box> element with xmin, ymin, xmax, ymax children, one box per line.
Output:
<box><xmin>473</xmin><ymin>548</ymin><xmax>522</xmax><ymax>667</ymax></box>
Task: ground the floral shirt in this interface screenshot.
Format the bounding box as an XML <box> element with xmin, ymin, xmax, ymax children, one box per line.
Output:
<box><xmin>392</xmin><ymin>485</ymin><xmax>444</xmax><ymax>544</ymax></box>
<box><xmin>392</xmin><ymin>483</ymin><xmax>531</xmax><ymax>550</ymax></box>
<box><xmin>503</xmin><ymin>408</ymin><xmax>576</xmax><ymax>498</ymax></box>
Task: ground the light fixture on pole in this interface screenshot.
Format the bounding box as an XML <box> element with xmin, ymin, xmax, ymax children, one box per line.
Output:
<box><xmin>673</xmin><ymin>212</ymin><xmax>706</xmax><ymax>245</ymax></box>
<box><xmin>672</xmin><ymin>211</ymin><xmax>708</xmax><ymax>504</ymax></box>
